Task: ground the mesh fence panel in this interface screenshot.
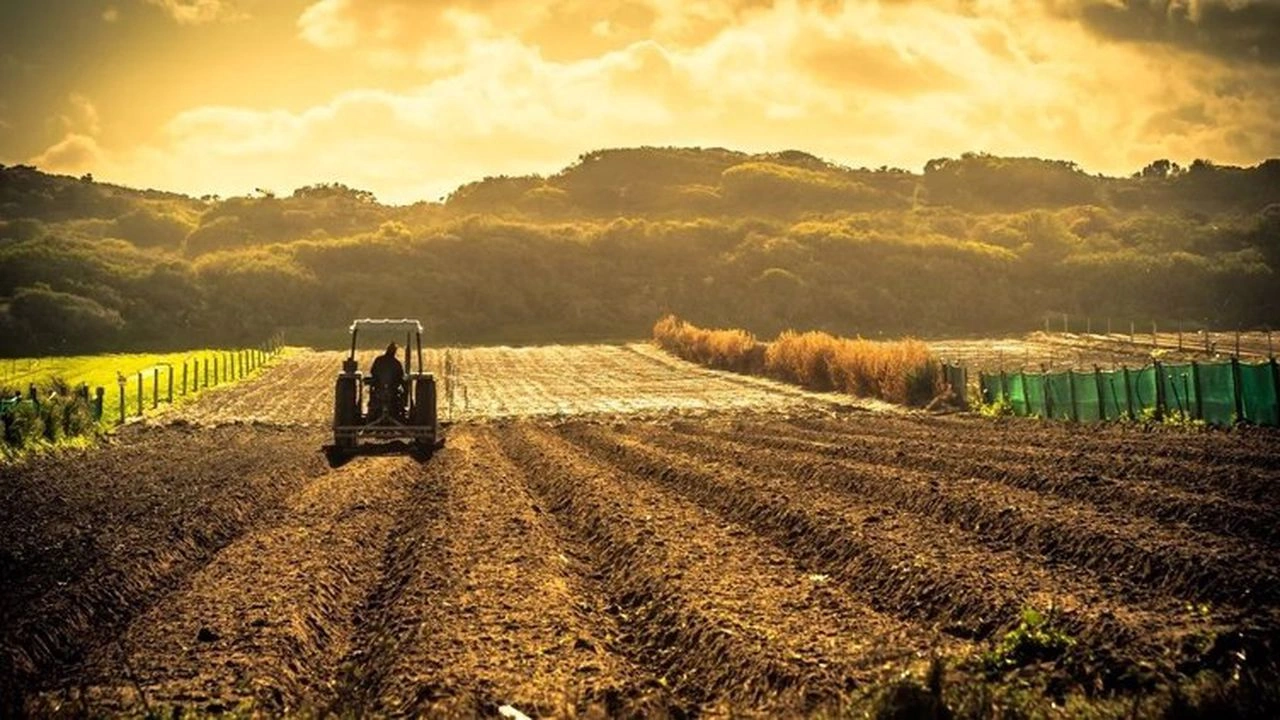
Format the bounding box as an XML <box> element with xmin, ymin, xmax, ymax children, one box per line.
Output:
<box><xmin>1024</xmin><ymin>373</ymin><xmax>1047</xmax><ymax>417</ymax></box>
<box><xmin>1073</xmin><ymin>371</ymin><xmax>1102</xmax><ymax>423</ymax></box>
<box><xmin>1130</xmin><ymin>367</ymin><xmax>1159</xmax><ymax>419</ymax></box>
<box><xmin>1098</xmin><ymin>370</ymin><xmax>1127</xmax><ymax>421</ymax></box>
<box><xmin>1161</xmin><ymin>364</ymin><xmax>1195</xmax><ymax>419</ymax></box>
<box><xmin>1239</xmin><ymin>362</ymin><xmax>1278</xmax><ymax>426</ymax></box>
<box><xmin>1197</xmin><ymin>363</ymin><xmax>1237</xmax><ymax>426</ymax></box>
<box><xmin>1007</xmin><ymin>373</ymin><xmax>1029</xmax><ymax>416</ymax></box>
<box><xmin>1045</xmin><ymin>372</ymin><xmax>1074</xmax><ymax>421</ymax></box>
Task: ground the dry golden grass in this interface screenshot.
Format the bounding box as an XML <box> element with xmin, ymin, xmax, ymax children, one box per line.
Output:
<box><xmin>652</xmin><ymin>315</ymin><xmax>765</xmax><ymax>374</ymax></box>
<box><xmin>654</xmin><ymin>315</ymin><xmax>940</xmax><ymax>406</ymax></box>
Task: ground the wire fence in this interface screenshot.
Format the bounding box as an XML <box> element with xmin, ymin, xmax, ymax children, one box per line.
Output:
<box><xmin>1</xmin><ymin>339</ymin><xmax>283</xmax><ymax>452</ymax></box>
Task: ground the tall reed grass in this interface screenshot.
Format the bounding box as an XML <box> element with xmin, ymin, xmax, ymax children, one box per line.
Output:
<box><xmin>653</xmin><ymin>315</ymin><xmax>940</xmax><ymax>406</ymax></box>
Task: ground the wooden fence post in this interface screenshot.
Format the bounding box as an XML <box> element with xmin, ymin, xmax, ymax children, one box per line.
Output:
<box><xmin>94</xmin><ymin>387</ymin><xmax>105</xmax><ymax>421</ymax></box>
<box><xmin>118</xmin><ymin>380</ymin><xmax>126</xmax><ymax>424</ymax></box>
<box><xmin>136</xmin><ymin>372</ymin><xmax>143</xmax><ymax>417</ymax></box>
<box><xmin>1231</xmin><ymin>357</ymin><xmax>1244</xmax><ymax>424</ymax></box>
<box><xmin>1122</xmin><ymin>366</ymin><xmax>1135</xmax><ymax>421</ymax></box>
<box><xmin>1094</xmin><ymin>366</ymin><xmax>1107</xmax><ymax>421</ymax></box>
<box><xmin>214</xmin><ymin>356</ymin><xmax>219</xmax><ymax>385</ymax></box>
<box><xmin>152</xmin><ymin>368</ymin><xmax>159</xmax><ymax>409</ymax></box>
<box><xmin>182</xmin><ymin>362</ymin><xmax>188</xmax><ymax>396</ymax></box>
<box><xmin>1153</xmin><ymin>361</ymin><xmax>1165</xmax><ymax>421</ymax></box>
<box><xmin>167</xmin><ymin>366</ymin><xmax>173</xmax><ymax>404</ymax></box>
<box><xmin>204</xmin><ymin>358</ymin><xmax>209</xmax><ymax>387</ymax></box>
<box><xmin>1067</xmin><ymin>371</ymin><xmax>1079</xmax><ymax>422</ymax></box>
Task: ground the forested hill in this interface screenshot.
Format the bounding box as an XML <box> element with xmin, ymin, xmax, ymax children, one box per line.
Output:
<box><xmin>2</xmin><ymin>148</ymin><xmax>1278</xmax><ymax>354</ymax></box>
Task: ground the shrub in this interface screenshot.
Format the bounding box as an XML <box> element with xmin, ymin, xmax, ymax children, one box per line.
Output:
<box><xmin>3</xmin><ymin>401</ymin><xmax>45</xmax><ymax>448</ymax></box>
<box><xmin>0</xmin><ymin>378</ymin><xmax>98</xmax><ymax>453</ymax></box>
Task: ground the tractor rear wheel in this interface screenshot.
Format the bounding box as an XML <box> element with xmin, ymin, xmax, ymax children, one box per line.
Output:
<box><xmin>334</xmin><ymin>375</ymin><xmax>359</xmax><ymax>448</ymax></box>
<box><xmin>413</xmin><ymin>374</ymin><xmax>438</xmax><ymax>446</ymax></box>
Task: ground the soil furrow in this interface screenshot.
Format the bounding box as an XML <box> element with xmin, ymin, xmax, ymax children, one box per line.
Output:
<box><xmin>694</xmin><ymin>422</ymin><xmax>1279</xmax><ymax>547</ymax></box>
<box><xmin>497</xmin><ymin>424</ymin><xmax>969</xmax><ymax>712</ymax></box>
<box><xmin>769</xmin><ymin>415</ymin><xmax>1280</xmax><ymax>509</ymax></box>
<box><xmin>558</xmin><ymin>421</ymin><xmax>1231</xmax><ymax>690</ymax></box>
<box><xmin>30</xmin><ymin>454</ymin><xmax>418</xmax><ymax>716</ymax></box>
<box><xmin>356</xmin><ymin>429</ymin><xmax>662</xmax><ymax>718</ymax></box>
<box><xmin>2</xmin><ymin>427</ymin><xmax>330</xmax><ymax>712</ymax></box>
<box><xmin>642</xmin><ymin>423</ymin><xmax>1279</xmax><ymax>607</ymax></box>
<box><xmin>784</xmin><ymin>414</ymin><xmax>1280</xmax><ymax>484</ymax></box>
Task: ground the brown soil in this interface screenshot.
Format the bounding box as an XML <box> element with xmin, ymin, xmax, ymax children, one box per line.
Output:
<box><xmin>3</xmin><ymin>346</ymin><xmax>1278</xmax><ymax>717</ymax></box>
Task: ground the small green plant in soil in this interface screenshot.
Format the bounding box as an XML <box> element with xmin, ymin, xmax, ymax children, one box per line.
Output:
<box><xmin>977</xmin><ymin>397</ymin><xmax>1014</xmax><ymax>418</ymax></box>
<box><xmin>982</xmin><ymin>606</ymin><xmax>1075</xmax><ymax>673</ymax></box>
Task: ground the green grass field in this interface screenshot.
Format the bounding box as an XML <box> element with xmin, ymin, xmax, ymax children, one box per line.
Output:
<box><xmin>1</xmin><ymin>347</ymin><xmax>282</xmax><ymax>425</ymax></box>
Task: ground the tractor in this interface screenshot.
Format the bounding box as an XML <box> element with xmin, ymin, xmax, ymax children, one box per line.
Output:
<box><xmin>332</xmin><ymin>318</ymin><xmax>441</xmax><ymax>454</ymax></box>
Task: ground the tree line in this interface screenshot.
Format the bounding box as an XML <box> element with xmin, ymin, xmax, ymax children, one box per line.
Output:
<box><xmin>1</xmin><ymin>148</ymin><xmax>1277</xmax><ymax>355</ymax></box>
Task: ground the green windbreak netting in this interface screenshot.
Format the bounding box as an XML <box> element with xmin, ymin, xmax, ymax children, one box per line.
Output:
<box><xmin>977</xmin><ymin>361</ymin><xmax>1275</xmax><ymax>427</ymax></box>
<box><xmin>1073</xmin><ymin>371</ymin><xmax>1102</xmax><ymax>423</ymax></box>
<box><xmin>1006</xmin><ymin>373</ymin><xmax>1029</xmax><ymax>416</ymax></box>
<box><xmin>1197</xmin><ymin>363</ymin><xmax>1237</xmax><ymax>426</ymax></box>
<box><xmin>1098</xmin><ymin>370</ymin><xmax>1128</xmax><ymax>421</ymax></box>
<box><xmin>1045</xmin><ymin>372</ymin><xmax>1074</xmax><ymax>421</ymax></box>
<box><xmin>1161</xmin><ymin>364</ymin><xmax>1196</xmax><ymax>419</ymax></box>
<box><xmin>1129</xmin><ymin>366</ymin><xmax>1159</xmax><ymax>418</ymax></box>
<box><xmin>1023</xmin><ymin>373</ymin><xmax>1047</xmax><ymax>417</ymax></box>
<box><xmin>1239</xmin><ymin>362</ymin><xmax>1278</xmax><ymax>426</ymax></box>
<box><xmin>979</xmin><ymin>373</ymin><xmax>997</xmax><ymax>405</ymax></box>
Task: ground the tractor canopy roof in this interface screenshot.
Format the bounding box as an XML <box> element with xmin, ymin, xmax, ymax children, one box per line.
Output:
<box><xmin>349</xmin><ymin>318</ymin><xmax>423</xmax><ymax>334</ymax></box>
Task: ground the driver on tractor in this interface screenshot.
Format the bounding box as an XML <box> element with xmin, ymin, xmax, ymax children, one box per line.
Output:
<box><xmin>368</xmin><ymin>342</ymin><xmax>406</xmax><ymax>419</ymax></box>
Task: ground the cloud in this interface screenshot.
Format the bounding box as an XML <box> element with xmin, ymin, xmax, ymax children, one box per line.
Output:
<box><xmin>30</xmin><ymin>133</ymin><xmax>104</xmax><ymax>174</ymax></box>
<box><xmin>63</xmin><ymin>0</ymin><xmax>1280</xmax><ymax>203</ymax></box>
<box><xmin>143</xmin><ymin>0</ymin><xmax>247</xmax><ymax>25</ymax></box>
<box><xmin>65</xmin><ymin>94</ymin><xmax>101</xmax><ymax>135</ymax></box>
<box><xmin>1068</xmin><ymin>0</ymin><xmax>1280</xmax><ymax>65</ymax></box>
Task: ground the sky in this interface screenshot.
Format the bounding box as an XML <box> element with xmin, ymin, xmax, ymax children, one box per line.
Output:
<box><xmin>1</xmin><ymin>0</ymin><xmax>1278</xmax><ymax>204</ymax></box>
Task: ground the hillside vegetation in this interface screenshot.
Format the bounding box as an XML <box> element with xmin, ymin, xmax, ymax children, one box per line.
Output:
<box><xmin>2</xmin><ymin>148</ymin><xmax>1278</xmax><ymax>354</ymax></box>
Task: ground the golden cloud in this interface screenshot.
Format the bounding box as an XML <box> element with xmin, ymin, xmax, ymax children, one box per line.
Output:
<box><xmin>50</xmin><ymin>0</ymin><xmax>1278</xmax><ymax>203</ymax></box>
<box><xmin>144</xmin><ymin>0</ymin><xmax>247</xmax><ymax>25</ymax></box>
<box><xmin>31</xmin><ymin>133</ymin><xmax>103</xmax><ymax>174</ymax></box>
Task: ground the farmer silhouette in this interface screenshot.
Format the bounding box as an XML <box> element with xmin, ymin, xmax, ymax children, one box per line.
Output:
<box><xmin>370</xmin><ymin>342</ymin><xmax>404</xmax><ymax>387</ymax></box>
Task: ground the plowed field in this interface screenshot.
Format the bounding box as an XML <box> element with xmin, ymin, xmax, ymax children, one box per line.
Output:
<box><xmin>3</xmin><ymin>345</ymin><xmax>1278</xmax><ymax>717</ymax></box>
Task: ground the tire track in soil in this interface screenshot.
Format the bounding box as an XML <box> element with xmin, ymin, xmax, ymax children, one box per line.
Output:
<box><xmin>42</xmin><ymin>454</ymin><xmax>420</xmax><ymax>715</ymax></box>
<box><xmin>338</xmin><ymin>429</ymin><xmax>671</xmax><ymax>718</ymax></box>
<box><xmin>643</xmin><ymin>423</ymin><xmax>1280</xmax><ymax>608</ymax></box>
<box><xmin>558</xmin><ymin>421</ymin><xmax>1227</xmax><ymax>688</ymax></box>
<box><xmin>497</xmin><ymin>424</ymin><xmax>972</xmax><ymax>714</ymax></box>
<box><xmin>692</xmin><ymin>420</ymin><xmax>1280</xmax><ymax>548</ymax></box>
<box><xmin>2</xmin><ymin>427</ymin><xmax>331</xmax><ymax>712</ymax></box>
